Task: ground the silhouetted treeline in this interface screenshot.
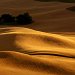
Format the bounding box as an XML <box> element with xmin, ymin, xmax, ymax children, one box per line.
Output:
<box><xmin>0</xmin><ymin>12</ymin><xmax>33</xmax><ymax>25</ymax></box>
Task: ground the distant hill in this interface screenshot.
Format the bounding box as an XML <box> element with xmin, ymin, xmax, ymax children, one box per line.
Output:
<box><xmin>35</xmin><ymin>0</ymin><xmax>75</xmax><ymax>3</ymax></box>
<box><xmin>0</xmin><ymin>0</ymin><xmax>75</xmax><ymax>32</ymax></box>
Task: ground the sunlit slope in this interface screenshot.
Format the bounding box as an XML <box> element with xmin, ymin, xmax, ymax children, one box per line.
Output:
<box><xmin>0</xmin><ymin>27</ymin><xmax>75</xmax><ymax>75</ymax></box>
<box><xmin>0</xmin><ymin>51</ymin><xmax>75</xmax><ymax>75</ymax></box>
<box><xmin>0</xmin><ymin>27</ymin><xmax>75</xmax><ymax>57</ymax></box>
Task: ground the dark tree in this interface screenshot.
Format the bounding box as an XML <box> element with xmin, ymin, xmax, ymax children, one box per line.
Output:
<box><xmin>0</xmin><ymin>12</ymin><xmax>33</xmax><ymax>25</ymax></box>
<box><xmin>16</xmin><ymin>12</ymin><xmax>33</xmax><ymax>25</ymax></box>
<box><xmin>0</xmin><ymin>14</ymin><xmax>15</xmax><ymax>25</ymax></box>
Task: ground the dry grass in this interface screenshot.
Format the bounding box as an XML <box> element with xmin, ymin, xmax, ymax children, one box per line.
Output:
<box><xmin>0</xmin><ymin>0</ymin><xmax>75</xmax><ymax>75</ymax></box>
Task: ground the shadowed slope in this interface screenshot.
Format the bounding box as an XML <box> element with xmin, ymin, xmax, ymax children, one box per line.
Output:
<box><xmin>0</xmin><ymin>0</ymin><xmax>75</xmax><ymax>32</ymax></box>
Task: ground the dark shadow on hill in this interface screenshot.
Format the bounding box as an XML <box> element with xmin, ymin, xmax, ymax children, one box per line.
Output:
<box><xmin>28</xmin><ymin>52</ymin><xmax>75</xmax><ymax>58</ymax></box>
<box><xmin>67</xmin><ymin>6</ymin><xmax>75</xmax><ymax>12</ymax></box>
<box><xmin>0</xmin><ymin>12</ymin><xmax>33</xmax><ymax>25</ymax></box>
<box><xmin>35</xmin><ymin>0</ymin><xmax>75</xmax><ymax>3</ymax></box>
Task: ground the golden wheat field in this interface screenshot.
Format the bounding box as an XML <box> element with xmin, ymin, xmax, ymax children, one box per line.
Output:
<box><xmin>0</xmin><ymin>0</ymin><xmax>75</xmax><ymax>75</ymax></box>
